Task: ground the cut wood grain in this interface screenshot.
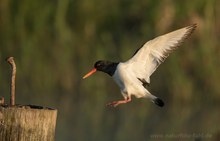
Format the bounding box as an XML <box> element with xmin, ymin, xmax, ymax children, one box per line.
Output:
<box><xmin>0</xmin><ymin>105</ymin><xmax>57</xmax><ymax>141</ymax></box>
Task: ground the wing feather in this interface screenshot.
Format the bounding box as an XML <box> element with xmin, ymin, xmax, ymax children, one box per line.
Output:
<box><xmin>126</xmin><ymin>24</ymin><xmax>197</xmax><ymax>83</ymax></box>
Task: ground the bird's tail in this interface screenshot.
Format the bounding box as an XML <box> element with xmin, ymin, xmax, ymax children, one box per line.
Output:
<box><xmin>144</xmin><ymin>91</ymin><xmax>165</xmax><ymax>107</ymax></box>
<box><xmin>152</xmin><ymin>97</ymin><xmax>164</xmax><ymax>107</ymax></box>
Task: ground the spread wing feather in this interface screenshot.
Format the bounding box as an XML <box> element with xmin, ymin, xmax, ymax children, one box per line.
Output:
<box><xmin>126</xmin><ymin>24</ymin><xmax>196</xmax><ymax>83</ymax></box>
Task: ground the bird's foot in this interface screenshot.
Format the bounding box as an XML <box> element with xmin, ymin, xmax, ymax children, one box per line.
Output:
<box><xmin>106</xmin><ymin>97</ymin><xmax>131</xmax><ymax>107</ymax></box>
<box><xmin>106</xmin><ymin>101</ymin><xmax>120</xmax><ymax>107</ymax></box>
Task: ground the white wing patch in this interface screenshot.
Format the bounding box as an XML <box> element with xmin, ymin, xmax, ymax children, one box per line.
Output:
<box><xmin>126</xmin><ymin>24</ymin><xmax>197</xmax><ymax>83</ymax></box>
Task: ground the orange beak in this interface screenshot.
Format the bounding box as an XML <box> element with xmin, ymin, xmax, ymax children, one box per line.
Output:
<box><xmin>83</xmin><ymin>68</ymin><xmax>97</xmax><ymax>79</ymax></box>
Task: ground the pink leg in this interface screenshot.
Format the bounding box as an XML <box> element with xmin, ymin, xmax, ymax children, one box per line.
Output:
<box><xmin>106</xmin><ymin>97</ymin><xmax>131</xmax><ymax>107</ymax></box>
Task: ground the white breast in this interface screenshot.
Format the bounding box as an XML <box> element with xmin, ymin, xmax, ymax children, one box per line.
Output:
<box><xmin>113</xmin><ymin>63</ymin><xmax>148</xmax><ymax>98</ymax></box>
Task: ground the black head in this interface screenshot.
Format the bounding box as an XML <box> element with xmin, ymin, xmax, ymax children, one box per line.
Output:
<box><xmin>83</xmin><ymin>60</ymin><xmax>119</xmax><ymax>79</ymax></box>
<box><xmin>94</xmin><ymin>60</ymin><xmax>118</xmax><ymax>76</ymax></box>
<box><xmin>94</xmin><ymin>60</ymin><xmax>111</xmax><ymax>71</ymax></box>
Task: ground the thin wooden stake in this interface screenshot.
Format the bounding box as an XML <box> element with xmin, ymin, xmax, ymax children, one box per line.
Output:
<box><xmin>6</xmin><ymin>57</ymin><xmax>16</xmax><ymax>106</ymax></box>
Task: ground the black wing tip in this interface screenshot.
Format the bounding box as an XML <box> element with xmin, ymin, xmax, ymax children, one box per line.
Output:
<box><xmin>153</xmin><ymin>98</ymin><xmax>165</xmax><ymax>107</ymax></box>
<box><xmin>179</xmin><ymin>23</ymin><xmax>197</xmax><ymax>43</ymax></box>
<box><xmin>189</xmin><ymin>23</ymin><xmax>197</xmax><ymax>28</ymax></box>
<box><xmin>186</xmin><ymin>23</ymin><xmax>197</xmax><ymax>33</ymax></box>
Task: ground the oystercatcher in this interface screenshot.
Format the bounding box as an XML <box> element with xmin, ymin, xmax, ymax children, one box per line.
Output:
<box><xmin>83</xmin><ymin>24</ymin><xmax>196</xmax><ymax>107</ymax></box>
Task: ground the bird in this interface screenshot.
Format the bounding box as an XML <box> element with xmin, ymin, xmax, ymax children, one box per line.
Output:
<box><xmin>83</xmin><ymin>24</ymin><xmax>197</xmax><ymax>107</ymax></box>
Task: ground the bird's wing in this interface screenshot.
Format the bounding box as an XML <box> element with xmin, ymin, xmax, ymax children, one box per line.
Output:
<box><xmin>126</xmin><ymin>24</ymin><xmax>196</xmax><ymax>83</ymax></box>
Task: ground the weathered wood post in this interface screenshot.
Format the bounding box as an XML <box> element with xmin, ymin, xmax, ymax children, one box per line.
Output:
<box><xmin>0</xmin><ymin>105</ymin><xmax>57</xmax><ymax>141</ymax></box>
<box><xmin>0</xmin><ymin>57</ymin><xmax>57</xmax><ymax>141</ymax></box>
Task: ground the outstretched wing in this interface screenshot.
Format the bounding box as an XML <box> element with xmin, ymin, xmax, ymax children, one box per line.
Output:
<box><xmin>126</xmin><ymin>24</ymin><xmax>197</xmax><ymax>83</ymax></box>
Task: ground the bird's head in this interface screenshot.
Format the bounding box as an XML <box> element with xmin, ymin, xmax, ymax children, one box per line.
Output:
<box><xmin>83</xmin><ymin>60</ymin><xmax>109</xmax><ymax>79</ymax></box>
<box><xmin>83</xmin><ymin>60</ymin><xmax>118</xmax><ymax>79</ymax></box>
<box><xmin>94</xmin><ymin>60</ymin><xmax>112</xmax><ymax>71</ymax></box>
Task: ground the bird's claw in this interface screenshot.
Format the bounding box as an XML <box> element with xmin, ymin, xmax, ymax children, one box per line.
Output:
<box><xmin>106</xmin><ymin>101</ymin><xmax>119</xmax><ymax>107</ymax></box>
<box><xmin>106</xmin><ymin>98</ymin><xmax>131</xmax><ymax>107</ymax></box>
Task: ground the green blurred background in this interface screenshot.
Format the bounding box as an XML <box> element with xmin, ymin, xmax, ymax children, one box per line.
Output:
<box><xmin>0</xmin><ymin>0</ymin><xmax>219</xmax><ymax>140</ymax></box>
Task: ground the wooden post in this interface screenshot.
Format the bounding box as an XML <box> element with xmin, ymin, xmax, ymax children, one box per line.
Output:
<box><xmin>0</xmin><ymin>57</ymin><xmax>58</xmax><ymax>141</ymax></box>
<box><xmin>0</xmin><ymin>105</ymin><xmax>57</xmax><ymax>141</ymax></box>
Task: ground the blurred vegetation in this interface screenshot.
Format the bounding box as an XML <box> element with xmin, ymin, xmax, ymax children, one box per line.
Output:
<box><xmin>0</xmin><ymin>0</ymin><xmax>220</xmax><ymax>140</ymax></box>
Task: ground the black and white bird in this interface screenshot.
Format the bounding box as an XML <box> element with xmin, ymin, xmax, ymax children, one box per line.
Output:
<box><xmin>83</xmin><ymin>24</ymin><xmax>197</xmax><ymax>107</ymax></box>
